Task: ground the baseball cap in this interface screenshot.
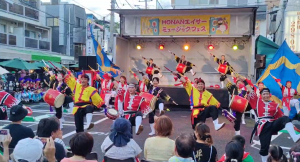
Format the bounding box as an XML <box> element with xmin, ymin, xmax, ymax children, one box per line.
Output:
<box><xmin>9</xmin><ymin>105</ymin><xmax>28</xmax><ymax>122</ymax></box>
<box><xmin>13</xmin><ymin>138</ymin><xmax>44</xmax><ymax>162</ymax></box>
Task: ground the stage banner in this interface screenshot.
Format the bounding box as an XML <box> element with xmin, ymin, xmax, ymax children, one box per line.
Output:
<box><xmin>141</xmin><ymin>15</ymin><xmax>230</xmax><ymax>36</ymax></box>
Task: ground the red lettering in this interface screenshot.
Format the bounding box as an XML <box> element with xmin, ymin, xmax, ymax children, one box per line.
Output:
<box><xmin>185</xmin><ymin>26</ymin><xmax>191</xmax><ymax>32</ymax></box>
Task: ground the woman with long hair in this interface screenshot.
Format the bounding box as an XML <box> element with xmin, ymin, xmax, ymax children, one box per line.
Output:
<box><xmin>193</xmin><ymin>123</ymin><xmax>217</xmax><ymax>162</ymax></box>
<box><xmin>267</xmin><ymin>145</ymin><xmax>287</xmax><ymax>162</ymax></box>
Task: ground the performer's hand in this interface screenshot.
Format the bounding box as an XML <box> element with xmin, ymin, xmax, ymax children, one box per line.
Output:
<box><xmin>172</xmin><ymin>101</ymin><xmax>178</xmax><ymax>105</ymax></box>
<box><xmin>142</xmin><ymin>56</ymin><xmax>146</xmax><ymax>60</ymax></box>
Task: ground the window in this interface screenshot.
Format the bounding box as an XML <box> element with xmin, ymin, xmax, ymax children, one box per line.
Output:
<box><xmin>47</xmin><ymin>18</ymin><xmax>59</xmax><ymax>26</ymax></box>
<box><xmin>199</xmin><ymin>0</ymin><xmax>219</xmax><ymax>4</ymax></box>
<box><xmin>0</xmin><ymin>24</ymin><xmax>6</xmax><ymax>33</ymax></box>
<box><xmin>76</xmin><ymin>17</ymin><xmax>83</xmax><ymax>27</ymax></box>
<box><xmin>25</xmin><ymin>30</ymin><xmax>36</xmax><ymax>38</ymax></box>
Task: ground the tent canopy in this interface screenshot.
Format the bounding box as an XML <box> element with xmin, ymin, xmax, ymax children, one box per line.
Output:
<box><xmin>255</xmin><ymin>35</ymin><xmax>280</xmax><ymax>67</ymax></box>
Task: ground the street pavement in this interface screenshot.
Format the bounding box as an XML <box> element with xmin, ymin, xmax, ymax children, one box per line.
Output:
<box><xmin>0</xmin><ymin>102</ymin><xmax>297</xmax><ymax>161</ymax></box>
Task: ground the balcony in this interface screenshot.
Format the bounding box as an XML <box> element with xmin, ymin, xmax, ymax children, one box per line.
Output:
<box><xmin>25</xmin><ymin>37</ymin><xmax>50</xmax><ymax>51</ymax></box>
<box><xmin>0</xmin><ymin>0</ymin><xmax>39</xmax><ymax>21</ymax></box>
<box><xmin>0</xmin><ymin>32</ymin><xmax>17</xmax><ymax>46</ymax></box>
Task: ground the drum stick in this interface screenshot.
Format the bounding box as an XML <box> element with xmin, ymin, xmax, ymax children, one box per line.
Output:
<box><xmin>48</xmin><ymin>61</ymin><xmax>58</xmax><ymax>70</ymax></box>
<box><xmin>164</xmin><ymin>66</ymin><xmax>173</xmax><ymax>72</ymax></box>
<box><xmin>133</xmin><ymin>65</ymin><xmax>139</xmax><ymax>71</ymax></box>
<box><xmin>42</xmin><ymin>60</ymin><xmax>49</xmax><ymax>67</ymax></box>
<box><xmin>88</xmin><ymin>65</ymin><xmax>95</xmax><ymax>71</ymax></box>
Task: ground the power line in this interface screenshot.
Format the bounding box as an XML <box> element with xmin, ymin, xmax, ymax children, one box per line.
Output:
<box><xmin>124</xmin><ymin>0</ymin><xmax>134</xmax><ymax>9</ymax></box>
<box><xmin>69</xmin><ymin>0</ymin><xmax>104</xmax><ymax>19</ymax></box>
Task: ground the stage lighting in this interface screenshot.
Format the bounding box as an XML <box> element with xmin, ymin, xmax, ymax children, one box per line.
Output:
<box><xmin>184</xmin><ymin>45</ymin><xmax>189</xmax><ymax>50</ymax></box>
<box><xmin>232</xmin><ymin>45</ymin><xmax>238</xmax><ymax>50</ymax></box>
<box><xmin>159</xmin><ymin>44</ymin><xmax>164</xmax><ymax>50</ymax></box>
<box><xmin>208</xmin><ymin>45</ymin><xmax>214</xmax><ymax>50</ymax></box>
<box><xmin>136</xmin><ymin>44</ymin><xmax>142</xmax><ymax>50</ymax></box>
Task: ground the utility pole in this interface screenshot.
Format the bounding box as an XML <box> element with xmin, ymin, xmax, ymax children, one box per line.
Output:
<box><xmin>109</xmin><ymin>0</ymin><xmax>115</xmax><ymax>54</ymax></box>
<box><xmin>145</xmin><ymin>0</ymin><xmax>147</xmax><ymax>9</ymax></box>
<box><xmin>103</xmin><ymin>17</ymin><xmax>105</xmax><ymax>42</ymax></box>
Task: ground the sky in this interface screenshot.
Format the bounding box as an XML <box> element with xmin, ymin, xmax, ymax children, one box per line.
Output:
<box><xmin>41</xmin><ymin>0</ymin><xmax>172</xmax><ymax>21</ymax></box>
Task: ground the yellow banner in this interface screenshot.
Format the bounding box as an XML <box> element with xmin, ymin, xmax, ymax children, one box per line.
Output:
<box><xmin>141</xmin><ymin>15</ymin><xmax>230</xmax><ymax>36</ymax></box>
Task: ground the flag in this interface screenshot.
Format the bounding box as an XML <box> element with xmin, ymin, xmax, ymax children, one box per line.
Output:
<box><xmin>89</xmin><ymin>25</ymin><xmax>121</xmax><ymax>78</ymax></box>
<box><xmin>257</xmin><ymin>40</ymin><xmax>300</xmax><ymax>110</ymax></box>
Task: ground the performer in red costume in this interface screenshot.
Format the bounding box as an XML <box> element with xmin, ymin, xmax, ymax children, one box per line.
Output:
<box><xmin>96</xmin><ymin>73</ymin><xmax>117</xmax><ymax>108</ymax></box>
<box><xmin>271</xmin><ymin>75</ymin><xmax>300</xmax><ymax>116</ymax></box>
<box><xmin>114</xmin><ymin>76</ymin><xmax>128</xmax><ymax>114</ymax></box>
<box><xmin>116</xmin><ymin>83</ymin><xmax>152</xmax><ymax>135</ymax></box>
<box><xmin>130</xmin><ymin>70</ymin><xmax>150</xmax><ymax>93</ymax></box>
<box><xmin>242</xmin><ymin>78</ymin><xmax>300</xmax><ymax>162</ymax></box>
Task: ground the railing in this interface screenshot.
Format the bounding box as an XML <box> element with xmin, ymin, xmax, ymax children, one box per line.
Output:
<box><xmin>25</xmin><ymin>37</ymin><xmax>50</xmax><ymax>51</ymax></box>
<box><xmin>0</xmin><ymin>0</ymin><xmax>39</xmax><ymax>20</ymax></box>
<box><xmin>0</xmin><ymin>32</ymin><xmax>16</xmax><ymax>46</ymax></box>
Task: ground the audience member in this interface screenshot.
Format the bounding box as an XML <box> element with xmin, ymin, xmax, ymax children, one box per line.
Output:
<box><xmin>3</xmin><ymin>105</ymin><xmax>35</xmax><ymax>148</ymax></box>
<box><xmin>193</xmin><ymin>123</ymin><xmax>217</xmax><ymax>162</ymax></box>
<box><xmin>37</xmin><ymin>117</ymin><xmax>66</xmax><ymax>162</ymax></box>
<box><xmin>290</xmin><ymin>144</ymin><xmax>300</xmax><ymax>162</ymax></box>
<box><xmin>267</xmin><ymin>145</ymin><xmax>287</xmax><ymax>162</ymax></box>
<box><xmin>219</xmin><ymin>135</ymin><xmax>254</xmax><ymax>162</ymax></box>
<box><xmin>219</xmin><ymin>140</ymin><xmax>243</xmax><ymax>162</ymax></box>
<box><xmin>144</xmin><ymin>115</ymin><xmax>175</xmax><ymax>162</ymax></box>
<box><xmin>101</xmin><ymin>118</ymin><xmax>142</xmax><ymax>161</ymax></box>
<box><xmin>169</xmin><ymin>133</ymin><xmax>195</xmax><ymax>162</ymax></box>
<box><xmin>61</xmin><ymin>132</ymin><xmax>96</xmax><ymax>162</ymax></box>
<box><xmin>11</xmin><ymin>137</ymin><xmax>56</xmax><ymax>162</ymax></box>
<box><xmin>0</xmin><ymin>134</ymin><xmax>12</xmax><ymax>162</ymax></box>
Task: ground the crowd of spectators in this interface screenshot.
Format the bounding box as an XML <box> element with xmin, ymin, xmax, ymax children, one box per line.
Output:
<box><xmin>0</xmin><ymin>105</ymin><xmax>299</xmax><ymax>162</ymax></box>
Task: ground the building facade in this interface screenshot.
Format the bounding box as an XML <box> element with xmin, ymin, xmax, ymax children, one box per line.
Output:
<box><xmin>42</xmin><ymin>0</ymin><xmax>86</xmax><ymax>62</ymax></box>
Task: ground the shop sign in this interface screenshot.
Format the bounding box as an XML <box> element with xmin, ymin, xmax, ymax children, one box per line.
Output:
<box><xmin>284</xmin><ymin>11</ymin><xmax>300</xmax><ymax>53</ymax></box>
<box><xmin>141</xmin><ymin>15</ymin><xmax>231</xmax><ymax>36</ymax></box>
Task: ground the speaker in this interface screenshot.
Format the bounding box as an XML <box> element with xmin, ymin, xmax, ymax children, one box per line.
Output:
<box><xmin>79</xmin><ymin>56</ymin><xmax>88</xmax><ymax>70</ymax></box>
<box><xmin>79</xmin><ymin>56</ymin><xmax>97</xmax><ymax>70</ymax></box>
<box><xmin>255</xmin><ymin>55</ymin><xmax>266</xmax><ymax>68</ymax></box>
<box><xmin>87</xmin><ymin>56</ymin><xmax>97</xmax><ymax>70</ymax></box>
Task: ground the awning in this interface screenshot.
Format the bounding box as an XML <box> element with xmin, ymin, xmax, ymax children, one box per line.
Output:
<box><xmin>0</xmin><ymin>45</ymin><xmax>74</xmax><ymax>63</ymax></box>
<box><xmin>255</xmin><ymin>35</ymin><xmax>279</xmax><ymax>66</ymax></box>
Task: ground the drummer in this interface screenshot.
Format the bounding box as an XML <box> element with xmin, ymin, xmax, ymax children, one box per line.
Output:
<box><xmin>271</xmin><ymin>75</ymin><xmax>300</xmax><ymax>117</ymax></box>
<box><xmin>172</xmin><ymin>53</ymin><xmax>196</xmax><ymax>76</ymax></box>
<box><xmin>142</xmin><ymin>57</ymin><xmax>163</xmax><ymax>80</ymax></box>
<box><xmin>223</xmin><ymin>75</ymin><xmax>253</xmax><ymax>135</ymax></box>
<box><xmin>113</xmin><ymin>76</ymin><xmax>128</xmax><ymax>114</ymax></box>
<box><xmin>117</xmin><ymin>83</ymin><xmax>151</xmax><ymax>135</ymax></box>
<box><xmin>173</xmin><ymin>71</ymin><xmax>225</xmax><ymax>130</ymax></box>
<box><xmin>147</xmin><ymin>77</ymin><xmax>177</xmax><ymax>136</ymax></box>
<box><xmin>53</xmin><ymin>73</ymin><xmax>74</xmax><ymax>129</ymax></box>
<box><xmin>62</xmin><ymin>71</ymin><xmax>104</xmax><ymax>132</ymax></box>
<box><xmin>210</xmin><ymin>54</ymin><xmax>234</xmax><ymax>88</ymax></box>
<box><xmin>95</xmin><ymin>72</ymin><xmax>117</xmax><ymax>109</ymax></box>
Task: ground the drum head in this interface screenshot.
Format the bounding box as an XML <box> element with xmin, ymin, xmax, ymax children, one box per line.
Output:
<box><xmin>54</xmin><ymin>94</ymin><xmax>66</xmax><ymax>108</ymax></box>
<box><xmin>108</xmin><ymin>109</ymin><xmax>118</xmax><ymax>116</ymax></box>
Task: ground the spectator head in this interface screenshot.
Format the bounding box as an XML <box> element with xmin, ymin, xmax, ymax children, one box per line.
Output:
<box><xmin>225</xmin><ymin>140</ymin><xmax>243</xmax><ymax>162</ymax></box>
<box><xmin>194</xmin><ymin>123</ymin><xmax>213</xmax><ymax>145</ymax></box>
<box><xmin>12</xmin><ymin>138</ymin><xmax>44</xmax><ymax>162</ymax></box>
<box><xmin>154</xmin><ymin>115</ymin><xmax>173</xmax><ymax>137</ymax></box>
<box><xmin>109</xmin><ymin>118</ymin><xmax>132</xmax><ymax>147</ymax></box>
<box><xmin>232</xmin><ymin>135</ymin><xmax>245</xmax><ymax>149</ymax></box>
<box><xmin>175</xmin><ymin>133</ymin><xmax>195</xmax><ymax>158</ymax></box>
<box><xmin>37</xmin><ymin>117</ymin><xmax>61</xmax><ymax>139</ymax></box>
<box><xmin>69</xmin><ymin>132</ymin><xmax>94</xmax><ymax>158</ymax></box>
<box><xmin>267</xmin><ymin>145</ymin><xmax>287</xmax><ymax>162</ymax></box>
<box><xmin>290</xmin><ymin>144</ymin><xmax>300</xmax><ymax>162</ymax></box>
<box><xmin>9</xmin><ymin>105</ymin><xmax>28</xmax><ymax>122</ymax></box>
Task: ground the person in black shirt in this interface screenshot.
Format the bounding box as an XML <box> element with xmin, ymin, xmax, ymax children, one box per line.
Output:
<box><xmin>147</xmin><ymin>77</ymin><xmax>177</xmax><ymax>136</ymax></box>
<box><xmin>3</xmin><ymin>105</ymin><xmax>35</xmax><ymax>148</ymax></box>
<box><xmin>210</xmin><ymin>54</ymin><xmax>234</xmax><ymax>88</ymax></box>
<box><xmin>172</xmin><ymin>53</ymin><xmax>196</xmax><ymax>76</ymax></box>
<box><xmin>193</xmin><ymin>123</ymin><xmax>217</xmax><ymax>162</ymax></box>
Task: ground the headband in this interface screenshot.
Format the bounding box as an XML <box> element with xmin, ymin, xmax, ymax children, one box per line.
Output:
<box><xmin>261</xmin><ymin>89</ymin><xmax>270</xmax><ymax>93</ymax></box>
<box><xmin>128</xmin><ymin>84</ymin><xmax>135</xmax><ymax>88</ymax></box>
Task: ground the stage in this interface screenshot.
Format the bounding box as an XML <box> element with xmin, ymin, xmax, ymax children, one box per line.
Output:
<box><xmin>162</xmin><ymin>86</ymin><xmax>230</xmax><ymax>108</ymax></box>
